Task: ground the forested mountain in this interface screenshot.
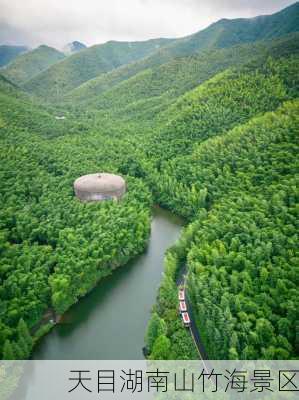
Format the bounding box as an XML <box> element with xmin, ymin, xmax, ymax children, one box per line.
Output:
<box><xmin>23</xmin><ymin>38</ymin><xmax>174</xmax><ymax>99</ymax></box>
<box><xmin>167</xmin><ymin>1</ymin><xmax>299</xmax><ymax>57</ymax></box>
<box><xmin>66</xmin><ymin>34</ymin><xmax>299</xmax><ymax>117</ymax></box>
<box><xmin>142</xmin><ymin>44</ymin><xmax>299</xmax><ymax>359</ymax></box>
<box><xmin>23</xmin><ymin>2</ymin><xmax>299</xmax><ymax>102</ymax></box>
<box><xmin>1</xmin><ymin>45</ymin><xmax>65</xmax><ymax>85</ymax></box>
<box><xmin>0</xmin><ymin>45</ymin><xmax>28</xmax><ymax>67</ymax></box>
<box><xmin>0</xmin><ymin>77</ymin><xmax>152</xmax><ymax>359</ymax></box>
<box><xmin>186</xmin><ymin>100</ymin><xmax>298</xmax><ymax>359</ymax></box>
<box><xmin>147</xmin><ymin>50</ymin><xmax>299</xmax><ymax>163</ymax></box>
<box><xmin>0</xmin><ymin>3</ymin><xmax>298</xmax><ymax>361</ymax></box>
<box><xmin>146</xmin><ymin>99</ymin><xmax>298</xmax><ymax>360</ymax></box>
<box><xmin>0</xmin><ymin>72</ymin><xmax>89</xmax><ymax>138</ymax></box>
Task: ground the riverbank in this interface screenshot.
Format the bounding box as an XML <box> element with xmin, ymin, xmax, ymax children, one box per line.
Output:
<box><xmin>144</xmin><ymin>218</ymin><xmax>200</xmax><ymax>360</ymax></box>
<box><xmin>31</xmin><ymin>206</ymin><xmax>183</xmax><ymax>359</ymax></box>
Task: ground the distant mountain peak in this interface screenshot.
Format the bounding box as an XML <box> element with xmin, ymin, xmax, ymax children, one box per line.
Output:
<box><xmin>63</xmin><ymin>41</ymin><xmax>87</xmax><ymax>54</ymax></box>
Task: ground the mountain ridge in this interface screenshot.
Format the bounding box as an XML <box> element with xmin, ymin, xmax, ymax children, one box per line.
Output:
<box><xmin>23</xmin><ymin>38</ymin><xmax>175</xmax><ymax>99</ymax></box>
<box><xmin>23</xmin><ymin>2</ymin><xmax>299</xmax><ymax>100</ymax></box>
<box><xmin>65</xmin><ymin>33</ymin><xmax>299</xmax><ymax>118</ymax></box>
<box><xmin>0</xmin><ymin>45</ymin><xmax>29</xmax><ymax>67</ymax></box>
<box><xmin>1</xmin><ymin>45</ymin><xmax>65</xmax><ymax>85</ymax></box>
<box><xmin>63</xmin><ymin>41</ymin><xmax>87</xmax><ymax>54</ymax></box>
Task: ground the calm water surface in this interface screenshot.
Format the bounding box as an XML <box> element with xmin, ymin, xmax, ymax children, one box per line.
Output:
<box><xmin>33</xmin><ymin>206</ymin><xmax>183</xmax><ymax>360</ymax></box>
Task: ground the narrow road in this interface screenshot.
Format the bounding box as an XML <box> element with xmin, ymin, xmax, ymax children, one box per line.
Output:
<box><xmin>177</xmin><ymin>266</ymin><xmax>209</xmax><ymax>370</ymax></box>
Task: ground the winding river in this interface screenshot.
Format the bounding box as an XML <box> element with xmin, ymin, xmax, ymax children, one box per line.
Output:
<box><xmin>33</xmin><ymin>206</ymin><xmax>183</xmax><ymax>360</ymax></box>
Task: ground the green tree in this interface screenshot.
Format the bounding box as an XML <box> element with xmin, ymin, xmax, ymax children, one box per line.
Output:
<box><xmin>17</xmin><ymin>319</ymin><xmax>33</xmax><ymax>350</ymax></box>
<box><xmin>145</xmin><ymin>313</ymin><xmax>167</xmax><ymax>352</ymax></box>
<box><xmin>150</xmin><ymin>335</ymin><xmax>171</xmax><ymax>360</ymax></box>
<box><xmin>3</xmin><ymin>340</ymin><xmax>15</xmax><ymax>360</ymax></box>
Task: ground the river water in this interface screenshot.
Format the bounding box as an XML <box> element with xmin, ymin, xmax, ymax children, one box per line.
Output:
<box><xmin>32</xmin><ymin>206</ymin><xmax>183</xmax><ymax>360</ymax></box>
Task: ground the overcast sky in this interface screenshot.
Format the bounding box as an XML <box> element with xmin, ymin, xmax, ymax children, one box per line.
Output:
<box><xmin>0</xmin><ymin>0</ymin><xmax>296</xmax><ymax>49</ymax></box>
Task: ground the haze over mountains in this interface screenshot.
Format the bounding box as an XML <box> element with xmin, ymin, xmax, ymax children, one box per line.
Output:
<box><xmin>22</xmin><ymin>38</ymin><xmax>174</xmax><ymax>99</ymax></box>
<box><xmin>0</xmin><ymin>45</ymin><xmax>29</xmax><ymax>67</ymax></box>
<box><xmin>0</xmin><ymin>2</ymin><xmax>298</xmax><ymax>101</ymax></box>
<box><xmin>2</xmin><ymin>1</ymin><xmax>295</xmax><ymax>101</ymax></box>
<box><xmin>1</xmin><ymin>45</ymin><xmax>65</xmax><ymax>86</ymax></box>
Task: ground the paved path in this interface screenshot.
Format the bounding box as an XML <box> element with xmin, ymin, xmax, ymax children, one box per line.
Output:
<box><xmin>177</xmin><ymin>266</ymin><xmax>209</xmax><ymax>370</ymax></box>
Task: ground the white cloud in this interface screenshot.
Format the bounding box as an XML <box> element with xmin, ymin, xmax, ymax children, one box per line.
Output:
<box><xmin>0</xmin><ymin>0</ymin><xmax>296</xmax><ymax>49</ymax></box>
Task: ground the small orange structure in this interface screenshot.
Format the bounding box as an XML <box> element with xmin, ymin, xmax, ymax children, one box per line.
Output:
<box><xmin>178</xmin><ymin>288</ymin><xmax>185</xmax><ymax>301</ymax></box>
<box><xmin>179</xmin><ymin>301</ymin><xmax>187</xmax><ymax>313</ymax></box>
<box><xmin>182</xmin><ymin>312</ymin><xmax>190</xmax><ymax>327</ymax></box>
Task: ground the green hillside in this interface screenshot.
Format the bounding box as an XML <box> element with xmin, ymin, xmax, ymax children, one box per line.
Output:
<box><xmin>148</xmin><ymin>53</ymin><xmax>299</xmax><ymax>164</ymax></box>
<box><xmin>66</xmin><ymin>39</ymin><xmax>273</xmax><ymax>107</ymax></box>
<box><xmin>137</xmin><ymin>35</ymin><xmax>299</xmax><ymax>359</ymax></box>
<box><xmin>0</xmin><ymin>45</ymin><xmax>28</xmax><ymax>67</ymax></box>
<box><xmin>146</xmin><ymin>100</ymin><xmax>299</xmax><ymax>359</ymax></box>
<box><xmin>1</xmin><ymin>45</ymin><xmax>65</xmax><ymax>85</ymax></box>
<box><xmin>66</xmin><ymin>34</ymin><xmax>299</xmax><ymax>120</ymax></box>
<box><xmin>170</xmin><ymin>1</ymin><xmax>299</xmax><ymax>55</ymax></box>
<box><xmin>0</xmin><ymin>73</ymin><xmax>89</xmax><ymax>137</ymax></box>
<box><xmin>142</xmin><ymin>52</ymin><xmax>299</xmax><ymax>213</ymax></box>
<box><xmin>23</xmin><ymin>2</ymin><xmax>299</xmax><ymax>101</ymax></box>
<box><xmin>0</xmin><ymin>77</ymin><xmax>152</xmax><ymax>359</ymax></box>
<box><xmin>186</xmin><ymin>100</ymin><xmax>298</xmax><ymax>359</ymax></box>
<box><xmin>0</xmin><ymin>3</ymin><xmax>298</xmax><ymax>361</ymax></box>
<box><xmin>66</xmin><ymin>2</ymin><xmax>299</xmax><ymax>106</ymax></box>
<box><xmin>23</xmin><ymin>38</ymin><xmax>174</xmax><ymax>100</ymax></box>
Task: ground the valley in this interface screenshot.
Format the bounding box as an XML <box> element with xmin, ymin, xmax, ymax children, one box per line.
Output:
<box><xmin>0</xmin><ymin>2</ymin><xmax>298</xmax><ymax>361</ymax></box>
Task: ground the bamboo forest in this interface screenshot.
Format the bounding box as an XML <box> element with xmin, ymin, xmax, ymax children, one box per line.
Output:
<box><xmin>0</xmin><ymin>2</ymin><xmax>298</xmax><ymax>362</ymax></box>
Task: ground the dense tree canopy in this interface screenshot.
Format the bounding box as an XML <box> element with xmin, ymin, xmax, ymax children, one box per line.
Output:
<box><xmin>144</xmin><ymin>55</ymin><xmax>299</xmax><ymax>360</ymax></box>
<box><xmin>0</xmin><ymin>81</ymin><xmax>152</xmax><ymax>358</ymax></box>
<box><xmin>0</xmin><ymin>16</ymin><xmax>298</xmax><ymax>361</ymax></box>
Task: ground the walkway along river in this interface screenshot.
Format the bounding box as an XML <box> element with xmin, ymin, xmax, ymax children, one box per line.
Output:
<box><xmin>32</xmin><ymin>206</ymin><xmax>184</xmax><ymax>360</ymax></box>
<box><xmin>177</xmin><ymin>266</ymin><xmax>209</xmax><ymax>364</ymax></box>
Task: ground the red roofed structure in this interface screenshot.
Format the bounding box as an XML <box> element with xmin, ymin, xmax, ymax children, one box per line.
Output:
<box><xmin>182</xmin><ymin>312</ymin><xmax>190</xmax><ymax>327</ymax></box>
<box><xmin>178</xmin><ymin>289</ymin><xmax>185</xmax><ymax>301</ymax></box>
<box><xmin>179</xmin><ymin>301</ymin><xmax>187</xmax><ymax>313</ymax></box>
